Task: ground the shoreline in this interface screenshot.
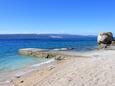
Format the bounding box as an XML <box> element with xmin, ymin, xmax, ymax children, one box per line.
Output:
<box><xmin>0</xmin><ymin>58</ymin><xmax>56</xmax><ymax>84</ymax></box>
<box><xmin>1</xmin><ymin>49</ymin><xmax>115</xmax><ymax>86</ymax></box>
<box><xmin>0</xmin><ymin>50</ymin><xmax>87</xmax><ymax>85</ymax></box>
<box><xmin>0</xmin><ymin>50</ymin><xmax>99</xmax><ymax>86</ymax></box>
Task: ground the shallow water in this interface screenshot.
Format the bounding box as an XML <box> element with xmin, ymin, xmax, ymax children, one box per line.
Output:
<box><xmin>0</xmin><ymin>37</ymin><xmax>97</xmax><ymax>73</ymax></box>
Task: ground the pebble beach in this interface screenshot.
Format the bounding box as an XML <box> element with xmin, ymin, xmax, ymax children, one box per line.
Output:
<box><xmin>1</xmin><ymin>49</ymin><xmax>115</xmax><ymax>86</ymax></box>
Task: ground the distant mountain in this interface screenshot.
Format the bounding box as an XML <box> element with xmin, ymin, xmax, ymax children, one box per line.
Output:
<box><xmin>0</xmin><ymin>34</ymin><xmax>97</xmax><ymax>39</ymax></box>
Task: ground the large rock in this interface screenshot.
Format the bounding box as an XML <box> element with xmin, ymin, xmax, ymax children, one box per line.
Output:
<box><xmin>19</xmin><ymin>48</ymin><xmax>73</xmax><ymax>60</ymax></box>
<box><xmin>19</xmin><ymin>48</ymin><xmax>58</xmax><ymax>58</ymax></box>
<box><xmin>97</xmin><ymin>32</ymin><xmax>113</xmax><ymax>47</ymax></box>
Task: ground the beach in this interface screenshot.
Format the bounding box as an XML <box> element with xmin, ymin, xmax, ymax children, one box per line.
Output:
<box><xmin>0</xmin><ymin>37</ymin><xmax>96</xmax><ymax>83</ymax></box>
<box><xmin>1</xmin><ymin>49</ymin><xmax>115</xmax><ymax>86</ymax></box>
<box><xmin>0</xmin><ymin>0</ymin><xmax>114</xmax><ymax>85</ymax></box>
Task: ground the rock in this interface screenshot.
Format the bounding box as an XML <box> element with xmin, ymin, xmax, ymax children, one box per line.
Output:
<box><xmin>19</xmin><ymin>48</ymin><xmax>57</xmax><ymax>58</ymax></box>
<box><xmin>20</xmin><ymin>80</ymin><xmax>24</xmax><ymax>83</ymax></box>
<box><xmin>55</xmin><ymin>55</ymin><xmax>65</xmax><ymax>60</ymax></box>
<box><xmin>19</xmin><ymin>48</ymin><xmax>72</xmax><ymax>59</ymax></box>
<box><xmin>19</xmin><ymin>48</ymin><xmax>46</xmax><ymax>56</ymax></box>
<box><xmin>46</xmin><ymin>53</ymin><xmax>56</xmax><ymax>58</ymax></box>
<box><xmin>98</xmin><ymin>44</ymin><xmax>107</xmax><ymax>49</ymax></box>
<box><xmin>34</xmin><ymin>52</ymin><xmax>49</xmax><ymax>58</ymax></box>
<box><xmin>15</xmin><ymin>76</ymin><xmax>21</xmax><ymax>78</ymax></box>
<box><xmin>48</xmin><ymin>66</ymin><xmax>55</xmax><ymax>71</ymax></box>
<box><xmin>97</xmin><ymin>32</ymin><xmax>113</xmax><ymax>48</ymax></box>
<box><xmin>111</xmin><ymin>41</ymin><xmax>115</xmax><ymax>46</ymax></box>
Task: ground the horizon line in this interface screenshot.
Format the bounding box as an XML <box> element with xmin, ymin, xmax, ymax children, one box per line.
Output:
<box><xmin>0</xmin><ymin>33</ymin><xmax>97</xmax><ymax>36</ymax></box>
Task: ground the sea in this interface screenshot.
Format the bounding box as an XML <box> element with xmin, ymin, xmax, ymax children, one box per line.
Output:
<box><xmin>0</xmin><ymin>37</ymin><xmax>97</xmax><ymax>74</ymax></box>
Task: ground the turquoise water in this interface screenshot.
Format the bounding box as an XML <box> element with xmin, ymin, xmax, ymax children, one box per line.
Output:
<box><xmin>0</xmin><ymin>37</ymin><xmax>97</xmax><ymax>73</ymax></box>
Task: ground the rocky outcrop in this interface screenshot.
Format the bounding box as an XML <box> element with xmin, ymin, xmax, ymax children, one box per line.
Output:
<box><xmin>97</xmin><ymin>32</ymin><xmax>114</xmax><ymax>48</ymax></box>
<box><xmin>19</xmin><ymin>48</ymin><xmax>56</xmax><ymax>58</ymax></box>
<box><xmin>19</xmin><ymin>48</ymin><xmax>71</xmax><ymax>58</ymax></box>
<box><xmin>19</xmin><ymin>48</ymin><xmax>73</xmax><ymax>60</ymax></box>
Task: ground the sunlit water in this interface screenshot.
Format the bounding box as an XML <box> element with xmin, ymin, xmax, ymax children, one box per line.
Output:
<box><xmin>0</xmin><ymin>37</ymin><xmax>97</xmax><ymax>73</ymax></box>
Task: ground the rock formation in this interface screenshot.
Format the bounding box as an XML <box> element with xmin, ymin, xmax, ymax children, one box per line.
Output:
<box><xmin>19</xmin><ymin>48</ymin><xmax>56</xmax><ymax>58</ymax></box>
<box><xmin>19</xmin><ymin>48</ymin><xmax>72</xmax><ymax>60</ymax></box>
<box><xmin>97</xmin><ymin>32</ymin><xmax>114</xmax><ymax>48</ymax></box>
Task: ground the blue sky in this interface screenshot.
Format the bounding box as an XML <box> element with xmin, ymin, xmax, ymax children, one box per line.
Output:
<box><xmin>0</xmin><ymin>0</ymin><xmax>115</xmax><ymax>35</ymax></box>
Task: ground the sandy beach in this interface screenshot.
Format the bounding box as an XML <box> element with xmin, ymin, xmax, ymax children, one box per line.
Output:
<box><xmin>0</xmin><ymin>0</ymin><xmax>115</xmax><ymax>85</ymax></box>
<box><xmin>1</xmin><ymin>49</ymin><xmax>115</xmax><ymax>86</ymax></box>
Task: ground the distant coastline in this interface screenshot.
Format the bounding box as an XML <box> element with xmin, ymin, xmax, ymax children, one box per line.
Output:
<box><xmin>0</xmin><ymin>34</ymin><xmax>97</xmax><ymax>39</ymax></box>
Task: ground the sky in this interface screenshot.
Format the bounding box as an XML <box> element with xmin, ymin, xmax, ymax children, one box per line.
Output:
<box><xmin>0</xmin><ymin>0</ymin><xmax>115</xmax><ymax>35</ymax></box>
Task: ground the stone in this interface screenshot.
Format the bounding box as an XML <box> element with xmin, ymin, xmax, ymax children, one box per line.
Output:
<box><xmin>55</xmin><ymin>55</ymin><xmax>65</xmax><ymax>60</ymax></box>
<box><xmin>97</xmin><ymin>32</ymin><xmax>113</xmax><ymax>48</ymax></box>
<box><xmin>111</xmin><ymin>41</ymin><xmax>115</xmax><ymax>46</ymax></box>
<box><xmin>20</xmin><ymin>80</ymin><xmax>24</xmax><ymax>83</ymax></box>
<box><xmin>48</xmin><ymin>66</ymin><xmax>55</xmax><ymax>71</ymax></box>
<box><xmin>16</xmin><ymin>76</ymin><xmax>21</xmax><ymax>78</ymax></box>
<box><xmin>98</xmin><ymin>44</ymin><xmax>107</xmax><ymax>49</ymax></box>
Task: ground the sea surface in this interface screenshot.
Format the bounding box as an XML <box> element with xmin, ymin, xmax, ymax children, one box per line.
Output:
<box><xmin>0</xmin><ymin>37</ymin><xmax>97</xmax><ymax>73</ymax></box>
